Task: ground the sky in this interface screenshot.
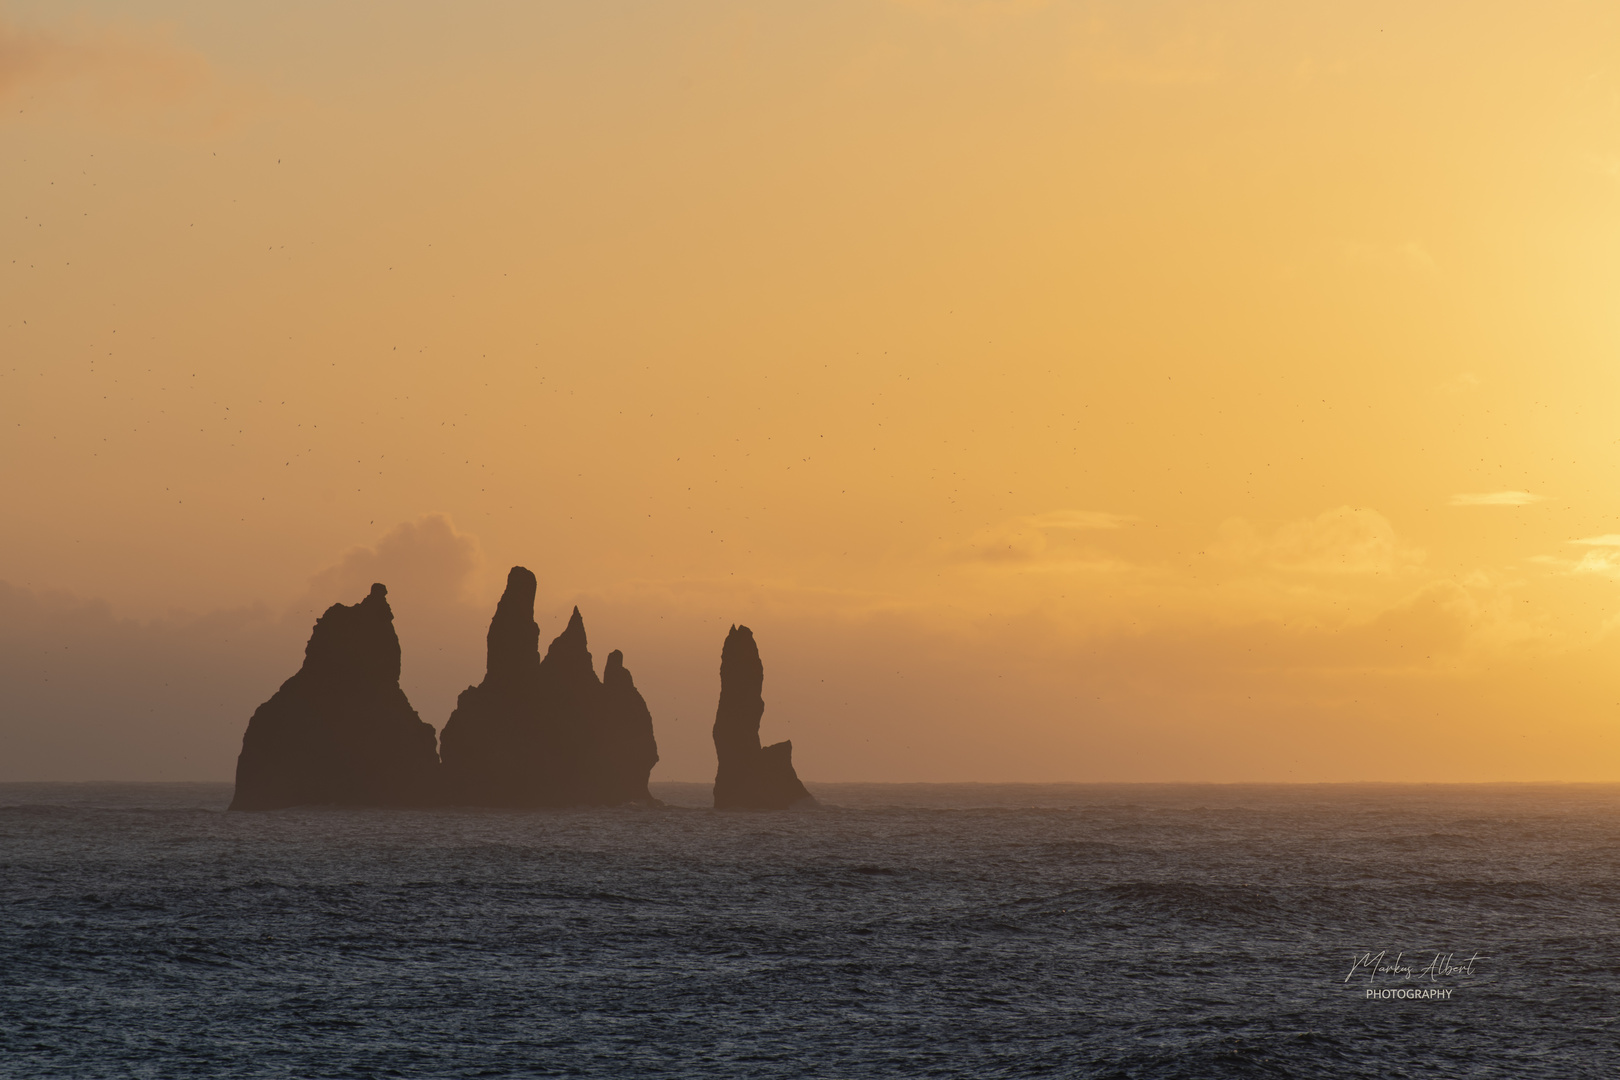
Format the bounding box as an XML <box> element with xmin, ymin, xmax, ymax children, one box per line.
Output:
<box><xmin>5</xmin><ymin>0</ymin><xmax>1620</xmax><ymax>782</ymax></box>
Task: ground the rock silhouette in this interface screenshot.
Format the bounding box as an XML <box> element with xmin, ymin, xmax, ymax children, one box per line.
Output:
<box><xmin>229</xmin><ymin>583</ymin><xmax>441</xmax><ymax>810</ymax></box>
<box><xmin>439</xmin><ymin>566</ymin><xmax>658</xmax><ymax>806</ymax></box>
<box><xmin>437</xmin><ymin>566</ymin><xmax>541</xmax><ymax>804</ymax></box>
<box><xmin>712</xmin><ymin>625</ymin><xmax>813</xmax><ymax>809</ymax></box>
<box><xmin>598</xmin><ymin>649</ymin><xmax>660</xmax><ymax>804</ymax></box>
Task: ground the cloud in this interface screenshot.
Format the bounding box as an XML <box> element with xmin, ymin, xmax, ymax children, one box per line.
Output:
<box><xmin>298</xmin><ymin>515</ymin><xmax>491</xmax><ymax>725</ymax></box>
<box><xmin>302</xmin><ymin>513</ymin><xmax>485</xmax><ymax>615</ymax></box>
<box><xmin>1341</xmin><ymin>581</ymin><xmax>1477</xmax><ymax>664</ymax></box>
<box><xmin>1025</xmin><ymin>510</ymin><xmax>1131</xmax><ymax>531</ymax></box>
<box><xmin>0</xmin><ymin>516</ymin><xmax>496</xmax><ymax>780</ymax></box>
<box><xmin>1527</xmin><ymin>537</ymin><xmax>1620</xmax><ymax>579</ymax></box>
<box><xmin>1449</xmin><ymin>491</ymin><xmax>1541</xmax><ymax>507</ymax></box>
<box><xmin>0</xmin><ymin>579</ymin><xmax>293</xmax><ymax>781</ymax></box>
<box><xmin>955</xmin><ymin>509</ymin><xmax>1132</xmax><ymax>563</ymax></box>
<box><xmin>1563</xmin><ymin>539</ymin><xmax>1620</xmax><ymax>577</ymax></box>
<box><xmin>1570</xmin><ymin>551</ymin><xmax>1620</xmax><ymax>577</ymax></box>
<box><xmin>1215</xmin><ymin>506</ymin><xmax>1420</xmax><ymax>576</ymax></box>
<box><xmin>0</xmin><ymin>518</ymin><xmax>1595</xmax><ymax>785</ymax></box>
<box><xmin>0</xmin><ymin>15</ymin><xmax>244</xmax><ymax>131</ymax></box>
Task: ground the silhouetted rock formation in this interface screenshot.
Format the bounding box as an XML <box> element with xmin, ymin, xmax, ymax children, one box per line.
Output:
<box><xmin>598</xmin><ymin>649</ymin><xmax>660</xmax><ymax>803</ymax></box>
<box><xmin>229</xmin><ymin>583</ymin><xmax>440</xmax><ymax>810</ymax></box>
<box><xmin>712</xmin><ymin>625</ymin><xmax>813</xmax><ymax>809</ymax></box>
<box><xmin>439</xmin><ymin>566</ymin><xmax>659</xmax><ymax>806</ymax></box>
<box><xmin>438</xmin><ymin>566</ymin><xmax>543</xmax><ymax>804</ymax></box>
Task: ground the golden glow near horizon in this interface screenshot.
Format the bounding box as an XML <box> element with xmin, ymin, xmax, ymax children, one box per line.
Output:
<box><xmin>6</xmin><ymin>1</ymin><xmax>1620</xmax><ymax>782</ymax></box>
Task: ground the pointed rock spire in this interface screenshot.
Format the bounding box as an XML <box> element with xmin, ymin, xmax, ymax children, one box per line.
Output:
<box><xmin>598</xmin><ymin>649</ymin><xmax>659</xmax><ymax>803</ymax></box>
<box><xmin>440</xmin><ymin>567</ymin><xmax>548</xmax><ymax>804</ymax></box>
<box><xmin>540</xmin><ymin>605</ymin><xmax>596</xmax><ymax>686</ymax></box>
<box><xmin>484</xmin><ymin>566</ymin><xmax>540</xmax><ymax>690</ymax></box>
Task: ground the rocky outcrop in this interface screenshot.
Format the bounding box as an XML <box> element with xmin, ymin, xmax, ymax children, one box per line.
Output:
<box><xmin>712</xmin><ymin>625</ymin><xmax>812</xmax><ymax>809</ymax></box>
<box><xmin>597</xmin><ymin>649</ymin><xmax>660</xmax><ymax>804</ymax></box>
<box><xmin>437</xmin><ymin>566</ymin><xmax>543</xmax><ymax>805</ymax></box>
<box><xmin>439</xmin><ymin>566</ymin><xmax>659</xmax><ymax>806</ymax></box>
<box><xmin>229</xmin><ymin>583</ymin><xmax>440</xmax><ymax>810</ymax></box>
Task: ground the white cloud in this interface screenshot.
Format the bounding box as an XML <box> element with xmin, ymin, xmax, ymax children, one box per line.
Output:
<box><xmin>1449</xmin><ymin>491</ymin><xmax>1540</xmax><ymax>507</ymax></box>
<box><xmin>1215</xmin><ymin>506</ymin><xmax>1420</xmax><ymax>576</ymax></box>
<box><xmin>1529</xmin><ymin>537</ymin><xmax>1620</xmax><ymax>579</ymax></box>
<box><xmin>1571</xmin><ymin>551</ymin><xmax>1620</xmax><ymax>577</ymax></box>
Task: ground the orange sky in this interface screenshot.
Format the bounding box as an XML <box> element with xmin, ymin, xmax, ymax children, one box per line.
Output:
<box><xmin>6</xmin><ymin>1</ymin><xmax>1620</xmax><ymax>782</ymax></box>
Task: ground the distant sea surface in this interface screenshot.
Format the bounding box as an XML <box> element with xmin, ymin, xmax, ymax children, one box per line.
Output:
<box><xmin>3</xmin><ymin>782</ymin><xmax>1618</xmax><ymax>1078</ymax></box>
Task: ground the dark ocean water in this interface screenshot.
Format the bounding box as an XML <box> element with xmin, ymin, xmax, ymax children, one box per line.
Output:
<box><xmin>2</xmin><ymin>782</ymin><xmax>1618</xmax><ymax>1079</ymax></box>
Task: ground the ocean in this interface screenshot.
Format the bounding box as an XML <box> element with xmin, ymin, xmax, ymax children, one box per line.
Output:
<box><xmin>2</xmin><ymin>782</ymin><xmax>1617</xmax><ymax>1078</ymax></box>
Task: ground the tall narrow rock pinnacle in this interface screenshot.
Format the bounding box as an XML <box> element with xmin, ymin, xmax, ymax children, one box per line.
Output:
<box><xmin>712</xmin><ymin>625</ymin><xmax>813</xmax><ymax>810</ymax></box>
<box><xmin>484</xmin><ymin>566</ymin><xmax>541</xmax><ymax>690</ymax></box>
<box><xmin>598</xmin><ymin>649</ymin><xmax>659</xmax><ymax>803</ymax></box>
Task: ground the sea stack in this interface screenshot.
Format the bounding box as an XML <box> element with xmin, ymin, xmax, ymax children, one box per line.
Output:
<box><xmin>712</xmin><ymin>625</ymin><xmax>812</xmax><ymax>809</ymax></box>
<box><xmin>229</xmin><ymin>583</ymin><xmax>441</xmax><ymax>810</ymax></box>
<box><xmin>438</xmin><ymin>566</ymin><xmax>544</xmax><ymax>804</ymax></box>
<box><xmin>439</xmin><ymin>566</ymin><xmax>659</xmax><ymax>805</ymax></box>
<box><xmin>597</xmin><ymin>649</ymin><xmax>660</xmax><ymax>804</ymax></box>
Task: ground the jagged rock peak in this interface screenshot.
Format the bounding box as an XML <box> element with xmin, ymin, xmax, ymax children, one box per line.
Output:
<box><xmin>485</xmin><ymin>566</ymin><xmax>540</xmax><ymax>687</ymax></box>
<box><xmin>299</xmin><ymin>581</ymin><xmax>399</xmax><ymax>687</ymax></box>
<box><xmin>549</xmin><ymin>605</ymin><xmax>588</xmax><ymax>653</ymax></box>
<box><xmin>542</xmin><ymin>605</ymin><xmax>595</xmax><ymax>681</ymax></box>
<box><xmin>443</xmin><ymin>585</ymin><xmax>659</xmax><ymax>806</ymax></box>
<box><xmin>229</xmin><ymin>582</ymin><xmax>440</xmax><ymax>811</ymax></box>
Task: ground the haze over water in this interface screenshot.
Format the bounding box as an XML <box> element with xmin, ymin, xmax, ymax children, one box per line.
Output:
<box><xmin>5</xmin><ymin>781</ymin><xmax>1617</xmax><ymax>1078</ymax></box>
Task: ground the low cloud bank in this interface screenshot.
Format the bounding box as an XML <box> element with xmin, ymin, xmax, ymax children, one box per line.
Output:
<box><xmin>5</xmin><ymin>512</ymin><xmax>1618</xmax><ymax>784</ymax></box>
